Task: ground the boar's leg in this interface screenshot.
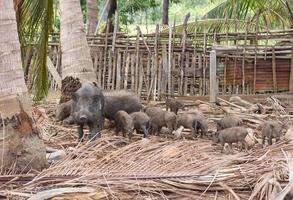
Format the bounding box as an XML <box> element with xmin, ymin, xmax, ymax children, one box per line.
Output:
<box><xmin>241</xmin><ymin>141</ymin><xmax>248</xmax><ymax>152</ymax></box>
<box><xmin>115</xmin><ymin>125</ymin><xmax>121</xmax><ymax>136</ymax></box>
<box><xmin>141</xmin><ymin>125</ymin><xmax>148</xmax><ymax>138</ymax></box>
<box><xmin>89</xmin><ymin>123</ymin><xmax>101</xmax><ymax>140</ymax></box>
<box><xmin>228</xmin><ymin>143</ymin><xmax>233</xmax><ymax>154</ymax></box>
<box><xmin>128</xmin><ymin>130</ymin><xmax>133</xmax><ymax>140</ymax></box>
<box><xmin>276</xmin><ymin>136</ymin><xmax>280</xmax><ymax>143</ymax></box>
<box><xmin>122</xmin><ymin>128</ymin><xmax>127</xmax><ymax>137</ymax></box>
<box><xmin>167</xmin><ymin>123</ymin><xmax>173</xmax><ymax>134</ymax></box>
<box><xmin>98</xmin><ymin>114</ymin><xmax>105</xmax><ymax>130</ymax></box>
<box><xmin>268</xmin><ymin>135</ymin><xmax>273</xmax><ymax>145</ymax></box>
<box><xmin>262</xmin><ymin>135</ymin><xmax>266</xmax><ymax>146</ymax></box>
<box><xmin>220</xmin><ymin>143</ymin><xmax>225</xmax><ymax>153</ymax></box>
<box><xmin>77</xmin><ymin>125</ymin><xmax>84</xmax><ymax>142</ymax></box>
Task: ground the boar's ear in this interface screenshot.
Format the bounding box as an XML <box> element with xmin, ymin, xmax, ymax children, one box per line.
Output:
<box><xmin>72</xmin><ymin>92</ymin><xmax>78</xmax><ymax>101</ymax></box>
<box><xmin>93</xmin><ymin>94</ymin><xmax>103</xmax><ymax>108</ymax></box>
<box><xmin>92</xmin><ymin>82</ymin><xmax>98</xmax><ymax>88</ymax></box>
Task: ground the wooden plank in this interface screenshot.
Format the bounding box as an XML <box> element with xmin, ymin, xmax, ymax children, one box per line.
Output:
<box><xmin>184</xmin><ymin>53</ymin><xmax>189</xmax><ymax>95</ymax></box>
<box><xmin>130</xmin><ymin>54</ymin><xmax>135</xmax><ymax>91</ymax></box>
<box><xmin>138</xmin><ymin>57</ymin><xmax>143</xmax><ymax>98</ymax></box>
<box><xmin>102</xmin><ymin>23</ymin><xmax>109</xmax><ymax>89</ymax></box>
<box><xmin>124</xmin><ymin>53</ymin><xmax>130</xmax><ymax>89</ymax></box>
<box><xmin>146</xmin><ymin>54</ymin><xmax>151</xmax><ymax>92</ymax></box>
<box><xmin>112</xmin><ymin>51</ymin><xmax>116</xmax><ymax>89</ymax></box>
<box><xmin>179</xmin><ymin>13</ymin><xmax>190</xmax><ymax>95</ymax></box>
<box><xmin>116</xmin><ymin>52</ymin><xmax>121</xmax><ymax>89</ymax></box>
<box><xmin>223</xmin><ymin>55</ymin><xmax>227</xmax><ymax>94</ymax></box>
<box><xmin>233</xmin><ymin>57</ymin><xmax>237</xmax><ymax>93</ymax></box>
<box><xmin>272</xmin><ymin>47</ymin><xmax>277</xmax><ymax>93</ymax></box>
<box><xmin>121</xmin><ymin>52</ymin><xmax>126</xmax><ymax>86</ymax></box>
<box><xmin>107</xmin><ymin>51</ymin><xmax>112</xmax><ymax>90</ymax></box>
<box><xmin>191</xmin><ymin>54</ymin><xmax>196</xmax><ymax>95</ymax></box>
<box><xmin>242</xmin><ymin>18</ymin><xmax>249</xmax><ymax>94</ymax></box>
<box><xmin>147</xmin><ymin>25</ymin><xmax>159</xmax><ymax>101</ymax></box>
<box><xmin>168</xmin><ymin>22</ymin><xmax>173</xmax><ymax>96</ymax></box>
<box><xmin>97</xmin><ymin>50</ymin><xmax>103</xmax><ymax>86</ymax></box>
<box><xmin>253</xmin><ymin>54</ymin><xmax>257</xmax><ymax>94</ymax></box>
<box><xmin>158</xmin><ymin>57</ymin><xmax>162</xmax><ymax>99</ymax></box>
<box><xmin>290</xmin><ymin>46</ymin><xmax>293</xmax><ymax>91</ymax></box>
<box><xmin>162</xmin><ymin>44</ymin><xmax>168</xmax><ymax>98</ymax></box>
<box><xmin>198</xmin><ymin>54</ymin><xmax>203</xmax><ymax>95</ymax></box>
<box><xmin>135</xmin><ymin>30</ymin><xmax>140</xmax><ymax>93</ymax></box>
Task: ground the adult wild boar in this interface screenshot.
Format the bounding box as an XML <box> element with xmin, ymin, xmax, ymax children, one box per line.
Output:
<box><xmin>71</xmin><ymin>83</ymin><xmax>105</xmax><ymax>141</ymax></box>
<box><xmin>103</xmin><ymin>90</ymin><xmax>142</xmax><ymax>120</ymax></box>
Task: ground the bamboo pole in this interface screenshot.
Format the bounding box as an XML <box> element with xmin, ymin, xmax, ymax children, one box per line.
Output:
<box><xmin>135</xmin><ymin>30</ymin><xmax>140</xmax><ymax>93</ymax></box>
<box><xmin>290</xmin><ymin>46</ymin><xmax>293</xmax><ymax>91</ymax></box>
<box><xmin>203</xmin><ymin>15</ymin><xmax>207</xmax><ymax>95</ymax></box>
<box><xmin>162</xmin><ymin>44</ymin><xmax>168</xmax><ymax>98</ymax></box>
<box><xmin>168</xmin><ymin>23</ymin><xmax>173</xmax><ymax>96</ymax></box>
<box><xmin>242</xmin><ymin>17</ymin><xmax>249</xmax><ymax>94</ymax></box>
<box><xmin>116</xmin><ymin>52</ymin><xmax>121</xmax><ymax>89</ymax></box>
<box><xmin>138</xmin><ymin>57</ymin><xmax>143</xmax><ymax>98</ymax></box>
<box><xmin>180</xmin><ymin>13</ymin><xmax>190</xmax><ymax>95</ymax></box>
<box><xmin>124</xmin><ymin>53</ymin><xmax>130</xmax><ymax>89</ymax></box>
<box><xmin>272</xmin><ymin>47</ymin><xmax>277</xmax><ymax>93</ymax></box>
<box><xmin>130</xmin><ymin>54</ymin><xmax>135</xmax><ymax>91</ymax></box>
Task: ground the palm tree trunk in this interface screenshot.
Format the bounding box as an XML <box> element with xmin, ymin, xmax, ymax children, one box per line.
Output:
<box><xmin>59</xmin><ymin>0</ymin><xmax>97</xmax><ymax>83</ymax></box>
<box><xmin>0</xmin><ymin>0</ymin><xmax>46</xmax><ymax>173</ymax></box>
<box><xmin>162</xmin><ymin>0</ymin><xmax>169</xmax><ymax>25</ymax></box>
<box><xmin>107</xmin><ymin>0</ymin><xmax>117</xmax><ymax>33</ymax></box>
<box><xmin>87</xmin><ymin>0</ymin><xmax>99</xmax><ymax>35</ymax></box>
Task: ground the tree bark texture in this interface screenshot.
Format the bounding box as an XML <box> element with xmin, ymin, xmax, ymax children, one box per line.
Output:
<box><xmin>162</xmin><ymin>0</ymin><xmax>169</xmax><ymax>25</ymax></box>
<box><xmin>87</xmin><ymin>0</ymin><xmax>99</xmax><ymax>35</ymax></box>
<box><xmin>0</xmin><ymin>0</ymin><xmax>47</xmax><ymax>173</ymax></box>
<box><xmin>60</xmin><ymin>0</ymin><xmax>97</xmax><ymax>83</ymax></box>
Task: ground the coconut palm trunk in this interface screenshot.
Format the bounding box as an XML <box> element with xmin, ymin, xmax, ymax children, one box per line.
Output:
<box><xmin>0</xmin><ymin>0</ymin><xmax>46</xmax><ymax>173</ymax></box>
<box><xmin>162</xmin><ymin>0</ymin><xmax>169</xmax><ymax>25</ymax></box>
<box><xmin>59</xmin><ymin>0</ymin><xmax>97</xmax><ymax>83</ymax></box>
<box><xmin>87</xmin><ymin>0</ymin><xmax>99</xmax><ymax>35</ymax></box>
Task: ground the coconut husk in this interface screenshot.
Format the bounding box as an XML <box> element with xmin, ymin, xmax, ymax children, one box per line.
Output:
<box><xmin>59</xmin><ymin>76</ymin><xmax>81</xmax><ymax>104</ymax></box>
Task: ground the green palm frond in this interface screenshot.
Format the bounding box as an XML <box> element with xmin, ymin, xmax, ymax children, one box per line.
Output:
<box><xmin>18</xmin><ymin>0</ymin><xmax>54</xmax><ymax>101</ymax></box>
<box><xmin>170</xmin><ymin>0</ymin><xmax>293</xmax><ymax>34</ymax></box>
<box><xmin>204</xmin><ymin>0</ymin><xmax>292</xmax><ymax>32</ymax></box>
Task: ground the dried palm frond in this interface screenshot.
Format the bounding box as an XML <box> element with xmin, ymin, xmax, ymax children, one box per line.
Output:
<box><xmin>4</xmin><ymin>103</ymin><xmax>293</xmax><ymax>199</ymax></box>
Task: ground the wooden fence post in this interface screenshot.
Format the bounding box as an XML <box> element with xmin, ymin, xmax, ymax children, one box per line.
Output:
<box><xmin>210</xmin><ymin>50</ymin><xmax>217</xmax><ymax>103</ymax></box>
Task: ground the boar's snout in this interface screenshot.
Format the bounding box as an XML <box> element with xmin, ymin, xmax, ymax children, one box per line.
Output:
<box><xmin>79</xmin><ymin>115</ymin><xmax>88</xmax><ymax>123</ymax></box>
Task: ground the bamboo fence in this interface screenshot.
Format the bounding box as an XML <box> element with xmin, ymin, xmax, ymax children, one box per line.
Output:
<box><xmin>47</xmin><ymin>17</ymin><xmax>293</xmax><ymax>99</ymax></box>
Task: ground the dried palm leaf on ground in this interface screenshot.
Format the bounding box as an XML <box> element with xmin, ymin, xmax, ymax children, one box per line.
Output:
<box><xmin>2</xmin><ymin>133</ymin><xmax>292</xmax><ymax>199</ymax></box>
<box><xmin>4</xmin><ymin>102</ymin><xmax>292</xmax><ymax>199</ymax></box>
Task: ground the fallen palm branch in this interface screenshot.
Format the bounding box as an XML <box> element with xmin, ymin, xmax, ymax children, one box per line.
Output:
<box><xmin>2</xmin><ymin>133</ymin><xmax>293</xmax><ymax>199</ymax></box>
<box><xmin>3</xmin><ymin>100</ymin><xmax>293</xmax><ymax>199</ymax></box>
